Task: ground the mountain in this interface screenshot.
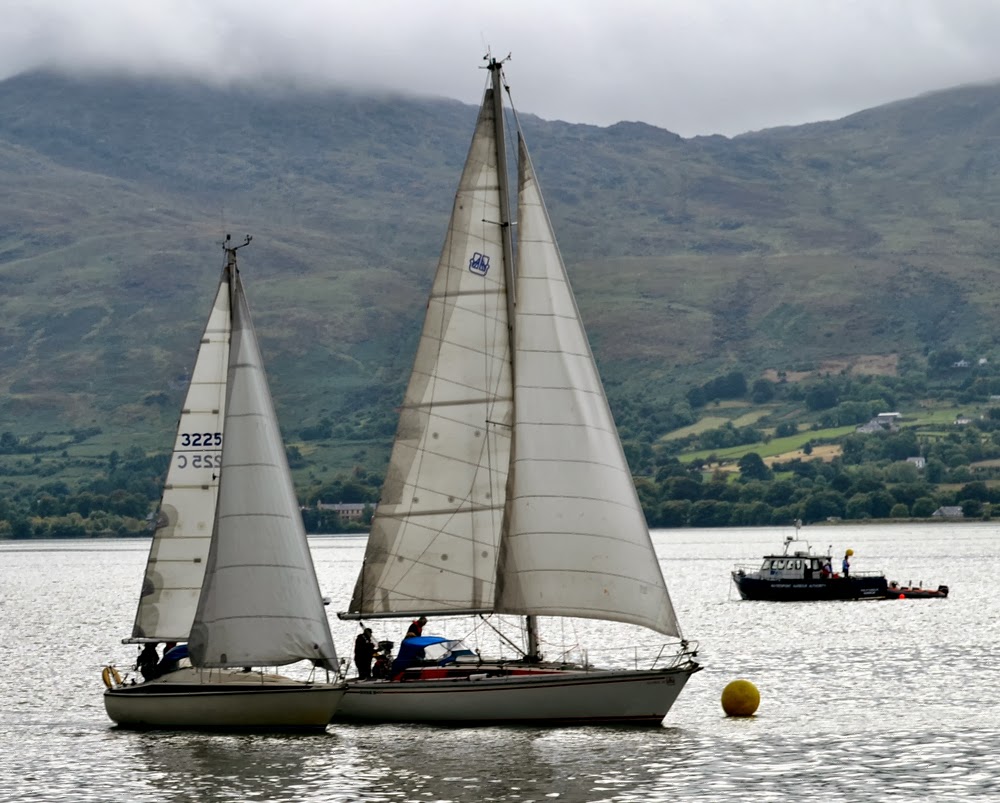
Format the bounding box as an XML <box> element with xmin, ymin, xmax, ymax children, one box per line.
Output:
<box><xmin>3</xmin><ymin>71</ymin><xmax>1000</xmax><ymax>463</ymax></box>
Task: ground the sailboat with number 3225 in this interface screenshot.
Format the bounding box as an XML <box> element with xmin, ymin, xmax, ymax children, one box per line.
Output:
<box><xmin>102</xmin><ymin>237</ymin><xmax>344</xmax><ymax>729</ymax></box>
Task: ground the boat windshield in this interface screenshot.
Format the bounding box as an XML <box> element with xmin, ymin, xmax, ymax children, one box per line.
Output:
<box><xmin>395</xmin><ymin>636</ymin><xmax>468</xmax><ymax>667</ymax></box>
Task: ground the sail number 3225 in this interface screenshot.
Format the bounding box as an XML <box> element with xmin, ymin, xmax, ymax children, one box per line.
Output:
<box><xmin>180</xmin><ymin>432</ymin><xmax>223</xmax><ymax>447</ymax></box>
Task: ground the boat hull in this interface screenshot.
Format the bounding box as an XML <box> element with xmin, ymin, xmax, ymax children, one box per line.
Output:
<box><xmin>334</xmin><ymin>664</ymin><xmax>700</xmax><ymax>725</ymax></box>
<box><xmin>732</xmin><ymin>572</ymin><xmax>888</xmax><ymax>601</ymax></box>
<box><xmin>104</xmin><ymin>668</ymin><xmax>345</xmax><ymax>730</ymax></box>
<box><xmin>887</xmin><ymin>584</ymin><xmax>949</xmax><ymax>599</ymax></box>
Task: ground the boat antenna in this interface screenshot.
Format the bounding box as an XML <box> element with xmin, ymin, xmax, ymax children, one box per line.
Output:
<box><xmin>222</xmin><ymin>233</ymin><xmax>252</xmax><ymax>255</ymax></box>
<box><xmin>481</xmin><ymin>49</ymin><xmax>512</xmax><ymax>69</ymax></box>
<box><xmin>221</xmin><ymin>233</ymin><xmax>252</xmax><ymax>273</ymax></box>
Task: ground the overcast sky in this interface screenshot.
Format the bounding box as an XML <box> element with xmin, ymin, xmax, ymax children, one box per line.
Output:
<box><xmin>3</xmin><ymin>0</ymin><xmax>1000</xmax><ymax>137</ymax></box>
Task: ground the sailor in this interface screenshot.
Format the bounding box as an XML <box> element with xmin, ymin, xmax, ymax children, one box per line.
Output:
<box><xmin>403</xmin><ymin>616</ymin><xmax>428</xmax><ymax>664</ymax></box>
<box><xmin>405</xmin><ymin>615</ymin><xmax>427</xmax><ymax>640</ymax></box>
<box><xmin>842</xmin><ymin>552</ymin><xmax>851</xmax><ymax>578</ymax></box>
<box><xmin>353</xmin><ymin>627</ymin><xmax>376</xmax><ymax>680</ymax></box>
<box><xmin>136</xmin><ymin>642</ymin><xmax>161</xmax><ymax>681</ymax></box>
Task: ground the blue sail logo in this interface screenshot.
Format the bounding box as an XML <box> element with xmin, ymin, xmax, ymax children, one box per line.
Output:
<box><xmin>469</xmin><ymin>252</ymin><xmax>491</xmax><ymax>276</ymax></box>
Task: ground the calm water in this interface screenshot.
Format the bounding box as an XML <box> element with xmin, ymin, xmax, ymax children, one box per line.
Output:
<box><xmin>2</xmin><ymin>523</ymin><xmax>997</xmax><ymax>802</ymax></box>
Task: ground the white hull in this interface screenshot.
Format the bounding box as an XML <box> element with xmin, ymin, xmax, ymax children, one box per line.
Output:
<box><xmin>104</xmin><ymin>668</ymin><xmax>345</xmax><ymax>730</ymax></box>
<box><xmin>335</xmin><ymin>665</ymin><xmax>699</xmax><ymax>725</ymax></box>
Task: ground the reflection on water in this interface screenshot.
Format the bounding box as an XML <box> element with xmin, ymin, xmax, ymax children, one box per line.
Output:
<box><xmin>2</xmin><ymin>525</ymin><xmax>999</xmax><ymax>802</ymax></box>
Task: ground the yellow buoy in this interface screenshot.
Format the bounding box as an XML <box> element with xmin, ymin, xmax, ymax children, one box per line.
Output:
<box><xmin>721</xmin><ymin>679</ymin><xmax>760</xmax><ymax>717</ymax></box>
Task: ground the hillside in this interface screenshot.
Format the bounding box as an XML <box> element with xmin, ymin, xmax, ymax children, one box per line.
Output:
<box><xmin>3</xmin><ymin>71</ymin><xmax>1000</xmax><ymax>465</ymax></box>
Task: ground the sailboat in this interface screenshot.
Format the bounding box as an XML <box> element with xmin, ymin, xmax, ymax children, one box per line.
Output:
<box><xmin>103</xmin><ymin>236</ymin><xmax>345</xmax><ymax>729</ymax></box>
<box><xmin>335</xmin><ymin>58</ymin><xmax>700</xmax><ymax>725</ymax></box>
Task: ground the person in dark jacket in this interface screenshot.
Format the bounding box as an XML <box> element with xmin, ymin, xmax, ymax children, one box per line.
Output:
<box><xmin>136</xmin><ymin>642</ymin><xmax>161</xmax><ymax>681</ymax></box>
<box><xmin>354</xmin><ymin>628</ymin><xmax>376</xmax><ymax>679</ymax></box>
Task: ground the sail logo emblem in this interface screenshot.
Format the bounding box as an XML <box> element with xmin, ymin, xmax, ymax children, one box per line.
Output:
<box><xmin>469</xmin><ymin>252</ymin><xmax>491</xmax><ymax>276</ymax></box>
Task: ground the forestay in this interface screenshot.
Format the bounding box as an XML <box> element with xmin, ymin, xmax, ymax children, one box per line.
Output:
<box><xmin>188</xmin><ymin>272</ymin><xmax>337</xmax><ymax>669</ymax></box>
<box><xmin>130</xmin><ymin>270</ymin><xmax>230</xmax><ymax>642</ymax></box>
<box><xmin>494</xmin><ymin>137</ymin><xmax>681</xmax><ymax>638</ymax></box>
<box><xmin>348</xmin><ymin>90</ymin><xmax>513</xmax><ymax>616</ymax></box>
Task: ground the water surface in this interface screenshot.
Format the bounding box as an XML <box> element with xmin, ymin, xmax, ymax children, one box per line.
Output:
<box><xmin>2</xmin><ymin>524</ymin><xmax>996</xmax><ymax>802</ymax></box>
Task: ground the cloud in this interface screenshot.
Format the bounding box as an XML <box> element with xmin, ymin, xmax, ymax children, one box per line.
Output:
<box><xmin>3</xmin><ymin>0</ymin><xmax>1000</xmax><ymax>136</ymax></box>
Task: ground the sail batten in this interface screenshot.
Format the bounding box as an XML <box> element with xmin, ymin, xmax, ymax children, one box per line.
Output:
<box><xmin>400</xmin><ymin>396</ymin><xmax>514</xmax><ymax>411</ymax></box>
<box><xmin>428</xmin><ymin>287</ymin><xmax>506</xmax><ymax>299</ymax></box>
<box><xmin>379</xmin><ymin>504</ymin><xmax>505</xmax><ymax>518</ymax></box>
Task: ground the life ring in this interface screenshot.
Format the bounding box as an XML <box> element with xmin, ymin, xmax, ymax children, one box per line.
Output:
<box><xmin>101</xmin><ymin>665</ymin><xmax>122</xmax><ymax>689</ymax></box>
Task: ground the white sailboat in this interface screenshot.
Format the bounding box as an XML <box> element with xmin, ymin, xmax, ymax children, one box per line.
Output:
<box><xmin>103</xmin><ymin>236</ymin><xmax>345</xmax><ymax>729</ymax></box>
<box><xmin>335</xmin><ymin>58</ymin><xmax>700</xmax><ymax>725</ymax></box>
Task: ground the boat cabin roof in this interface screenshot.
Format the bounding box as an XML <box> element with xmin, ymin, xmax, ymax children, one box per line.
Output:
<box><xmin>763</xmin><ymin>550</ymin><xmax>830</xmax><ymax>561</ymax></box>
<box><xmin>765</xmin><ymin>536</ymin><xmax>831</xmax><ymax>561</ymax></box>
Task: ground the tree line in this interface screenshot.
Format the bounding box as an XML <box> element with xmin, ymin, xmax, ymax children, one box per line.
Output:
<box><xmin>5</xmin><ymin>359</ymin><xmax>1000</xmax><ymax>537</ymax></box>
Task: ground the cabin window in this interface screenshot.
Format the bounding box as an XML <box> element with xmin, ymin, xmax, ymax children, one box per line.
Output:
<box><xmin>773</xmin><ymin>560</ymin><xmax>785</xmax><ymax>569</ymax></box>
<box><xmin>793</xmin><ymin>560</ymin><xmax>801</xmax><ymax>570</ymax></box>
<box><xmin>761</xmin><ymin>559</ymin><xmax>771</xmax><ymax>570</ymax></box>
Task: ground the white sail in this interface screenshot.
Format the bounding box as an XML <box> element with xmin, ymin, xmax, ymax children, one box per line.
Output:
<box><xmin>130</xmin><ymin>271</ymin><xmax>230</xmax><ymax>641</ymax></box>
<box><xmin>495</xmin><ymin>136</ymin><xmax>681</xmax><ymax>638</ymax></box>
<box><xmin>348</xmin><ymin>91</ymin><xmax>512</xmax><ymax>616</ymax></box>
<box><xmin>189</xmin><ymin>271</ymin><xmax>337</xmax><ymax>669</ymax></box>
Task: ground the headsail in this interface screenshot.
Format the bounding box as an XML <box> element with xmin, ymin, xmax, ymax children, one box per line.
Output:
<box><xmin>495</xmin><ymin>135</ymin><xmax>681</xmax><ymax>638</ymax></box>
<box><xmin>129</xmin><ymin>269</ymin><xmax>230</xmax><ymax>642</ymax></box>
<box><xmin>188</xmin><ymin>267</ymin><xmax>337</xmax><ymax>669</ymax></box>
<box><xmin>347</xmin><ymin>89</ymin><xmax>513</xmax><ymax>617</ymax></box>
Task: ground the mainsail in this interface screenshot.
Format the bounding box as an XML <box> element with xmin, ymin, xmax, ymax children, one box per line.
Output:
<box><xmin>188</xmin><ymin>268</ymin><xmax>337</xmax><ymax>670</ymax></box>
<box><xmin>348</xmin><ymin>90</ymin><xmax>513</xmax><ymax>616</ymax></box>
<box><xmin>130</xmin><ymin>270</ymin><xmax>230</xmax><ymax>642</ymax></box>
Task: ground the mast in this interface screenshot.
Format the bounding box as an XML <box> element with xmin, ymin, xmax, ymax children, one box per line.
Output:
<box><xmin>487</xmin><ymin>56</ymin><xmax>539</xmax><ymax>663</ymax></box>
<box><xmin>488</xmin><ymin>57</ymin><xmax>516</xmax><ymax>323</ymax></box>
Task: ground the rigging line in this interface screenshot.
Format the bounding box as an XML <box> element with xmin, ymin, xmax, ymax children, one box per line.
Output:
<box><xmin>478</xmin><ymin>613</ymin><xmax>526</xmax><ymax>657</ymax></box>
<box><xmin>498</xmin><ymin>63</ymin><xmax>521</xmax><ymax>192</ymax></box>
